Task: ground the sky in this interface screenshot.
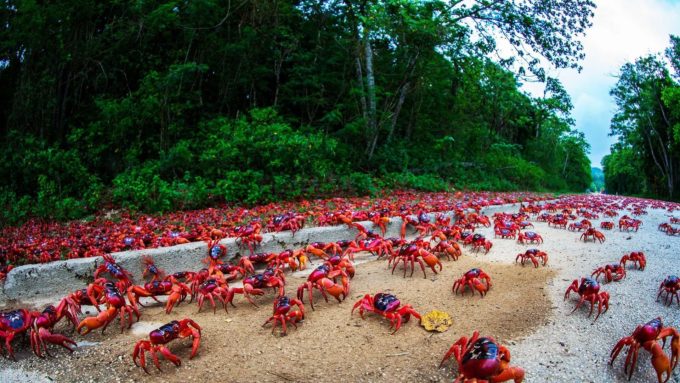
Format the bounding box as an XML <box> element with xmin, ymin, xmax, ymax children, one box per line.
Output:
<box><xmin>523</xmin><ymin>0</ymin><xmax>680</xmax><ymax>168</ymax></box>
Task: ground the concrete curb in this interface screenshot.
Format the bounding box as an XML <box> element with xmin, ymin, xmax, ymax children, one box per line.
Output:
<box><xmin>0</xmin><ymin>202</ymin><xmax>524</xmax><ymax>307</ymax></box>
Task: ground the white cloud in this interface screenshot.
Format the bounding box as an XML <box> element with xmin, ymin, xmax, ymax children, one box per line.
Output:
<box><xmin>523</xmin><ymin>0</ymin><xmax>680</xmax><ymax>167</ymax></box>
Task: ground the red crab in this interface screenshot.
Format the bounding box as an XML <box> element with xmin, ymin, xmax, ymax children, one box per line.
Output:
<box><xmin>549</xmin><ymin>217</ymin><xmax>568</xmax><ymax>229</ymax></box>
<box><xmin>494</xmin><ymin>220</ymin><xmax>519</xmax><ymax>233</ymax></box>
<box><xmin>226</xmin><ymin>269</ymin><xmax>286</xmax><ymax>308</ymax></box>
<box><xmin>213</xmin><ymin>262</ymin><xmax>247</xmax><ymax>282</ymax></box>
<box><xmin>620</xmin><ymin>251</ymin><xmax>646</xmax><ymax>271</ymax></box>
<box><xmin>127</xmin><ymin>280</ymin><xmax>192</xmax><ymax>314</ymax></box>
<box><xmin>591</xmin><ymin>263</ymin><xmax>626</xmax><ymax>283</ymax></box>
<box><xmin>268</xmin><ymin>249</ymin><xmax>307</xmax><ymax>272</ymax></box>
<box><xmin>132</xmin><ymin>319</ymin><xmax>201</xmax><ymax>373</ymax></box>
<box><xmin>536</xmin><ymin>213</ymin><xmax>551</xmax><ymax>222</ymax></box>
<box><xmin>304</xmin><ymin>242</ymin><xmax>337</xmax><ymax>259</ymax></box>
<box><xmin>141</xmin><ymin>256</ymin><xmax>165</xmax><ymax>281</ymax></box>
<box><xmin>516</xmin><ymin>231</ymin><xmax>543</xmax><ymax>245</ymax></box>
<box><xmin>54</xmin><ymin>290</ymin><xmax>93</xmax><ymax>328</ymax></box>
<box><xmin>204</xmin><ymin>239</ymin><xmax>227</xmax><ymax>275</ymax></box>
<box><xmin>515</xmin><ymin>249</ymin><xmax>548</xmax><ymax>268</ymax></box>
<box><xmin>234</xmin><ymin>221</ymin><xmax>263</xmax><ymax>254</ymax></box>
<box><xmin>657</xmin><ymin>275</ymin><xmax>679</xmax><ymax>306</ymax></box>
<box><xmin>238</xmin><ymin>252</ymin><xmax>273</xmax><ymax>273</ymax></box>
<box><xmin>164</xmin><ymin>271</ymin><xmax>199</xmax><ymax>300</ymax></box>
<box><xmin>195</xmin><ymin>277</ymin><xmax>230</xmax><ymax>313</ymax></box>
<box><xmin>619</xmin><ymin>217</ymin><xmax>642</xmax><ymax>232</ymax></box>
<box><xmin>389</xmin><ymin>242</ymin><xmax>442</xmax><ymax>278</ymax></box>
<box><xmin>369</xmin><ymin>212</ymin><xmax>391</xmax><ymax>236</ymax></box>
<box><xmin>351</xmin><ymin>293</ymin><xmax>421</xmax><ymax>334</ymax></box>
<box><xmin>93</xmin><ymin>254</ymin><xmax>134</xmax><ymax>292</ymax></box>
<box><xmin>77</xmin><ymin>281</ymin><xmax>139</xmax><ymax>334</ymax></box>
<box><xmin>0</xmin><ymin>307</ymin><xmax>77</xmax><ymax>360</ymax></box>
<box><xmin>440</xmin><ymin>330</ymin><xmax>525</xmax><ymax>383</ymax></box>
<box><xmin>659</xmin><ymin>223</ymin><xmax>673</xmax><ymax>233</ymax></box>
<box><xmin>0</xmin><ymin>309</ymin><xmax>34</xmax><ymax>360</ymax></box>
<box><xmin>452</xmin><ymin>268</ymin><xmax>492</xmax><ymax>297</ymax></box>
<box><xmin>296</xmin><ymin>263</ymin><xmax>349</xmax><ymax>310</ymax></box>
<box><xmin>30</xmin><ymin>305</ymin><xmax>78</xmax><ymax>358</ymax></box>
<box><xmin>325</xmin><ymin>255</ymin><xmax>356</xmax><ymax>279</ymax></box>
<box><xmin>262</xmin><ymin>296</ymin><xmax>305</xmax><ymax>335</ymax></box>
<box><xmin>472</xmin><ymin>238</ymin><xmax>493</xmax><ymax>253</ymax></box>
<box><xmin>344</xmin><ymin>238</ymin><xmax>394</xmax><ymax>260</ymax></box>
<box><xmin>580</xmin><ymin>228</ymin><xmax>605</xmax><ymax>243</ymax></box>
<box><xmin>431</xmin><ymin>226</ymin><xmax>463</xmax><ymax>242</ymax></box>
<box><xmin>465</xmin><ymin>234</ymin><xmax>492</xmax><ymax>253</ymax></box>
<box><xmin>400</xmin><ymin>212</ymin><xmax>437</xmax><ymax>239</ymax></box>
<box><xmin>518</xmin><ymin>220</ymin><xmax>534</xmax><ymax>229</ymax></box>
<box><xmin>564</xmin><ymin>277</ymin><xmax>609</xmax><ymax>321</ymax></box>
<box><xmin>267</xmin><ymin>212</ymin><xmax>305</xmax><ymax>234</ymax></box>
<box><xmin>568</xmin><ymin>220</ymin><xmax>591</xmax><ymax>231</ymax></box>
<box><xmin>461</xmin><ymin>232</ymin><xmax>476</xmax><ymax>247</ymax></box>
<box><xmin>600</xmin><ymin>221</ymin><xmax>614</xmax><ymax>230</ymax></box>
<box><xmin>353</xmin><ymin>223</ymin><xmax>382</xmax><ymax>242</ymax></box>
<box><xmin>432</xmin><ymin>240</ymin><xmax>462</xmax><ymax>261</ymax></box>
<box><xmin>610</xmin><ymin>317</ymin><xmax>679</xmax><ymax>383</ymax></box>
<box><xmin>494</xmin><ymin>227</ymin><xmax>517</xmax><ymax>239</ymax></box>
<box><xmin>436</xmin><ymin>212</ymin><xmax>453</xmax><ymax>226</ymax></box>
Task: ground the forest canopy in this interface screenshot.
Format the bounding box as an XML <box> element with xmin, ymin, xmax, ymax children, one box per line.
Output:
<box><xmin>0</xmin><ymin>0</ymin><xmax>595</xmax><ymax>225</ymax></box>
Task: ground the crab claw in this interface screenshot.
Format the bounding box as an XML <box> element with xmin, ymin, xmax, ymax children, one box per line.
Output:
<box><xmin>77</xmin><ymin>307</ymin><xmax>118</xmax><ymax>335</ymax></box>
<box><xmin>649</xmin><ymin>342</ymin><xmax>673</xmax><ymax>383</ymax></box>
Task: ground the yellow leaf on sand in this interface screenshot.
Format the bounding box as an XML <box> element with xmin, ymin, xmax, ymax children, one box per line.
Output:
<box><xmin>420</xmin><ymin>310</ymin><xmax>453</xmax><ymax>332</ymax></box>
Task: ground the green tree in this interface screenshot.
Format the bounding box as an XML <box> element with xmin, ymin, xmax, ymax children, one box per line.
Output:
<box><xmin>0</xmin><ymin>0</ymin><xmax>596</xmax><ymax>224</ymax></box>
<box><xmin>609</xmin><ymin>48</ymin><xmax>679</xmax><ymax>198</ymax></box>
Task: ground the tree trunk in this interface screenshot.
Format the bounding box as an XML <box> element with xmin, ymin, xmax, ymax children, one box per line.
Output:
<box><xmin>644</xmin><ymin>113</ymin><xmax>674</xmax><ymax>198</ymax></box>
<box><xmin>364</xmin><ymin>31</ymin><xmax>378</xmax><ymax>160</ymax></box>
<box><xmin>354</xmin><ymin>54</ymin><xmax>368</xmax><ymax>123</ymax></box>
<box><xmin>386</xmin><ymin>81</ymin><xmax>409</xmax><ymax>144</ymax></box>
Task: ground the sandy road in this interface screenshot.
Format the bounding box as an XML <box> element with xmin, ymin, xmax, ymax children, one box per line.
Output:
<box><xmin>1</xmin><ymin>202</ymin><xmax>678</xmax><ymax>382</ymax></box>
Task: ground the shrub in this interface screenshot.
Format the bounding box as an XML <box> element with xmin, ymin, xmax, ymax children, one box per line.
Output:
<box><xmin>340</xmin><ymin>172</ymin><xmax>377</xmax><ymax>196</ymax></box>
<box><xmin>217</xmin><ymin>170</ymin><xmax>271</xmax><ymax>205</ymax></box>
<box><xmin>112</xmin><ymin>161</ymin><xmax>177</xmax><ymax>212</ymax></box>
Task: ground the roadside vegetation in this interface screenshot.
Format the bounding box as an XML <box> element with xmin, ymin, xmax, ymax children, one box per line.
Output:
<box><xmin>604</xmin><ymin>35</ymin><xmax>680</xmax><ymax>200</ymax></box>
<box><xmin>0</xmin><ymin>1</ymin><xmax>596</xmax><ymax>225</ymax></box>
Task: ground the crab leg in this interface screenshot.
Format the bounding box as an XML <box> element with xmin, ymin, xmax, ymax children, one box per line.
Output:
<box><xmin>610</xmin><ymin>335</ymin><xmax>635</xmax><ymax>366</ymax></box>
<box><xmin>623</xmin><ymin>342</ymin><xmax>640</xmax><ymax>378</ymax></box>
<box><xmin>279</xmin><ymin>315</ymin><xmax>288</xmax><ymax>335</ymax></box>
<box><xmin>569</xmin><ymin>295</ymin><xmax>587</xmax><ymax>315</ymax></box>
<box><xmin>390</xmin><ymin>314</ymin><xmax>402</xmax><ymax>335</ymax></box>
<box><xmin>413</xmin><ymin>257</ymin><xmax>426</xmax><ymax>278</ymax></box>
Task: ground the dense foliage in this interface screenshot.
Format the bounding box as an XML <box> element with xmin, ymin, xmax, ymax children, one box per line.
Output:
<box><xmin>604</xmin><ymin>35</ymin><xmax>680</xmax><ymax>199</ymax></box>
<box><xmin>0</xmin><ymin>0</ymin><xmax>594</xmax><ymax>225</ymax></box>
